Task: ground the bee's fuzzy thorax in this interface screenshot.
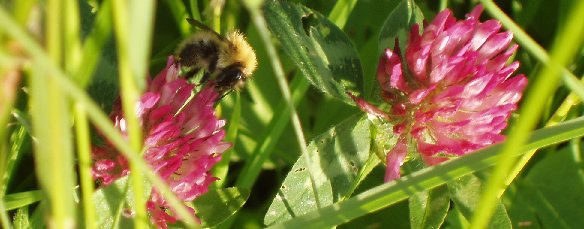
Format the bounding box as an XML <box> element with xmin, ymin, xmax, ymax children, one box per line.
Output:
<box><xmin>224</xmin><ymin>30</ymin><xmax>257</xmax><ymax>77</ymax></box>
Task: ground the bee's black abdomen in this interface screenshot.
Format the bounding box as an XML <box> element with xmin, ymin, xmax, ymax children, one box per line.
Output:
<box><xmin>177</xmin><ymin>42</ymin><xmax>200</xmax><ymax>66</ymax></box>
<box><xmin>178</xmin><ymin>39</ymin><xmax>220</xmax><ymax>72</ymax></box>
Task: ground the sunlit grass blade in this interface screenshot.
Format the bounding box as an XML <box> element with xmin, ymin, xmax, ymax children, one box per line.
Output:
<box><xmin>3</xmin><ymin>190</ymin><xmax>43</xmax><ymax>211</ymax></box>
<box><xmin>29</xmin><ymin>63</ymin><xmax>76</xmax><ymax>228</ymax></box>
<box><xmin>242</xmin><ymin>0</ymin><xmax>312</xmax><ymax>202</ymax></box>
<box><xmin>235</xmin><ymin>75</ymin><xmax>310</xmax><ymax>189</ymax></box>
<box><xmin>74</xmin><ymin>105</ymin><xmax>96</xmax><ymax>229</ymax></box>
<box><xmin>113</xmin><ymin>0</ymin><xmax>156</xmax><ymax>227</ymax></box>
<box><xmin>27</xmin><ymin>0</ymin><xmax>78</xmax><ymax>226</ymax></box>
<box><xmin>63</xmin><ymin>0</ymin><xmax>97</xmax><ymax>227</ymax></box>
<box><xmin>29</xmin><ymin>201</ymin><xmax>47</xmax><ymax>228</ymax></box>
<box><xmin>1</xmin><ymin>109</ymin><xmax>30</xmax><ymax>198</ymax></box>
<box><xmin>75</xmin><ymin>0</ymin><xmax>113</xmax><ymax>87</ymax></box>
<box><xmin>13</xmin><ymin>207</ymin><xmax>30</xmax><ymax>228</ymax></box>
<box><xmin>189</xmin><ymin>0</ymin><xmax>201</xmax><ymax>21</ymax></box>
<box><xmin>165</xmin><ymin>1</ymin><xmax>191</xmax><ymax>36</ymax></box>
<box><xmin>0</xmin><ymin>132</ymin><xmax>12</xmax><ymax>229</ymax></box>
<box><xmin>503</xmin><ymin>88</ymin><xmax>584</xmax><ymax>194</ymax></box>
<box><xmin>492</xmin><ymin>0</ymin><xmax>584</xmax><ymax>194</ymax></box>
<box><xmin>71</xmin><ymin>0</ymin><xmax>110</xmax><ymax>226</ymax></box>
<box><xmin>1</xmin><ymin>119</ymin><xmax>29</xmax><ymax>229</ymax></box>
<box><xmin>0</xmin><ymin>202</ymin><xmax>9</xmax><ymax>229</ymax></box>
<box><xmin>328</xmin><ymin>0</ymin><xmax>358</xmax><ymax>28</ymax></box>
<box><xmin>11</xmin><ymin>0</ymin><xmax>35</xmax><ymax>26</ymax></box>
<box><xmin>112</xmin><ymin>1</ymin><xmax>147</xmax><ymax>227</ymax></box>
<box><xmin>472</xmin><ymin>1</ymin><xmax>584</xmax><ymax>228</ymax></box>
<box><xmin>559</xmin><ymin>73</ymin><xmax>584</xmax><ymax>103</ymax></box>
<box><xmin>270</xmin><ymin>117</ymin><xmax>584</xmax><ymax>228</ymax></box>
<box><xmin>64</xmin><ymin>0</ymin><xmax>81</xmax><ymax>75</ymax></box>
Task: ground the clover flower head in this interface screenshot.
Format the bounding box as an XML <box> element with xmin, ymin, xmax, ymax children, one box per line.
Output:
<box><xmin>352</xmin><ymin>5</ymin><xmax>527</xmax><ymax>182</ymax></box>
<box><xmin>92</xmin><ymin>56</ymin><xmax>231</xmax><ymax>228</ymax></box>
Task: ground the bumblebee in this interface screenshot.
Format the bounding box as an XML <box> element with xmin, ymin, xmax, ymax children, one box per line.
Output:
<box><xmin>176</xmin><ymin>18</ymin><xmax>257</xmax><ymax>95</ymax></box>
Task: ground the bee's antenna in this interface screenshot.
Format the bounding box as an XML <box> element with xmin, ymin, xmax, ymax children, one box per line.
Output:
<box><xmin>186</xmin><ymin>18</ymin><xmax>226</xmax><ymax>41</ymax></box>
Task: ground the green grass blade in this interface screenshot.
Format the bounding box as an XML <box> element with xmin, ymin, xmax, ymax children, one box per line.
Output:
<box><xmin>13</xmin><ymin>207</ymin><xmax>30</xmax><ymax>229</ymax></box>
<box><xmin>112</xmin><ymin>1</ymin><xmax>147</xmax><ymax>227</ymax></box>
<box><xmin>471</xmin><ymin>1</ymin><xmax>584</xmax><ymax>228</ymax></box>
<box><xmin>269</xmin><ymin>117</ymin><xmax>584</xmax><ymax>228</ymax></box>
<box><xmin>235</xmin><ymin>75</ymin><xmax>310</xmax><ymax>189</ymax></box>
<box><xmin>0</xmin><ymin>142</ymin><xmax>11</xmax><ymax>229</ymax></box>
<box><xmin>501</xmin><ymin>0</ymin><xmax>584</xmax><ymax>191</ymax></box>
<box><xmin>29</xmin><ymin>201</ymin><xmax>47</xmax><ymax>229</ymax></box>
<box><xmin>242</xmin><ymin>0</ymin><xmax>312</xmax><ymax>199</ymax></box>
<box><xmin>189</xmin><ymin>0</ymin><xmax>201</xmax><ymax>21</ymax></box>
<box><xmin>74</xmin><ymin>105</ymin><xmax>96</xmax><ymax>229</ymax></box>
<box><xmin>29</xmin><ymin>64</ymin><xmax>76</xmax><ymax>229</ymax></box>
<box><xmin>64</xmin><ymin>0</ymin><xmax>81</xmax><ymax>75</ymax></box>
<box><xmin>0</xmin><ymin>97</ymin><xmax>22</xmax><ymax>197</ymax></box>
<box><xmin>76</xmin><ymin>0</ymin><xmax>113</xmax><ymax>87</ymax></box>
<box><xmin>165</xmin><ymin>1</ymin><xmax>191</xmax><ymax>36</ymax></box>
<box><xmin>3</xmin><ymin>190</ymin><xmax>43</xmax><ymax>211</ymax></box>
<box><xmin>63</xmin><ymin>0</ymin><xmax>97</xmax><ymax>227</ymax></box>
<box><xmin>328</xmin><ymin>0</ymin><xmax>358</xmax><ymax>28</ymax></box>
<box><xmin>30</xmin><ymin>0</ymin><xmax>77</xmax><ymax>226</ymax></box>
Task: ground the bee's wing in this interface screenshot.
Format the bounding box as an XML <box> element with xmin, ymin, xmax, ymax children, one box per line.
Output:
<box><xmin>186</xmin><ymin>18</ymin><xmax>226</xmax><ymax>41</ymax></box>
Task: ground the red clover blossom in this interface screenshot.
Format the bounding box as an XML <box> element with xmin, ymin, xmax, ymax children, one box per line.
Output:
<box><xmin>352</xmin><ymin>5</ymin><xmax>527</xmax><ymax>182</ymax></box>
<box><xmin>92</xmin><ymin>56</ymin><xmax>231</xmax><ymax>228</ymax></box>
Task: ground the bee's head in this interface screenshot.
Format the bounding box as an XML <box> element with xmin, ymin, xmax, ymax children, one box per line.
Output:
<box><xmin>214</xmin><ymin>64</ymin><xmax>247</xmax><ymax>94</ymax></box>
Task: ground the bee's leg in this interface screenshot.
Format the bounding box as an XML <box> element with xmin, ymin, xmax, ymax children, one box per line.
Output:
<box><xmin>219</xmin><ymin>89</ymin><xmax>234</xmax><ymax>100</ymax></box>
<box><xmin>200</xmin><ymin>71</ymin><xmax>211</xmax><ymax>84</ymax></box>
<box><xmin>213</xmin><ymin>89</ymin><xmax>235</xmax><ymax>106</ymax></box>
<box><xmin>183</xmin><ymin>67</ymin><xmax>200</xmax><ymax>79</ymax></box>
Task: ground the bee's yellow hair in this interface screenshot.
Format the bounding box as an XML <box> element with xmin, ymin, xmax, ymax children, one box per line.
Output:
<box><xmin>219</xmin><ymin>30</ymin><xmax>257</xmax><ymax>77</ymax></box>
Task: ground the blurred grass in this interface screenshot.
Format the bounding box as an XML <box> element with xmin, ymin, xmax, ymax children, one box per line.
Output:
<box><xmin>29</xmin><ymin>0</ymin><xmax>77</xmax><ymax>227</ymax></box>
<box><xmin>111</xmin><ymin>0</ymin><xmax>154</xmax><ymax>227</ymax></box>
<box><xmin>0</xmin><ymin>1</ymin><xmax>197</xmax><ymax>227</ymax></box>
<box><xmin>0</xmin><ymin>0</ymin><xmax>583</xmax><ymax>228</ymax></box>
